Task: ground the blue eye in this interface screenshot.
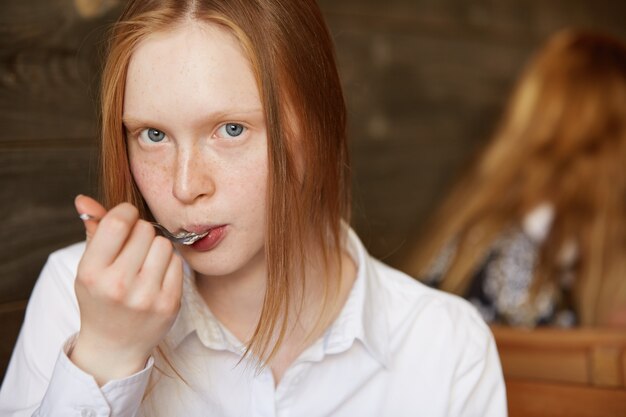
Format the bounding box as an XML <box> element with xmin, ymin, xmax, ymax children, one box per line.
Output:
<box><xmin>218</xmin><ymin>123</ymin><xmax>245</xmax><ymax>138</ymax></box>
<box><xmin>139</xmin><ymin>128</ymin><xmax>167</xmax><ymax>143</ymax></box>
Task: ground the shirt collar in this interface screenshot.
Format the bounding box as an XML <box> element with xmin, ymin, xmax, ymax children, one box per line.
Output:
<box><xmin>165</xmin><ymin>262</ymin><xmax>244</xmax><ymax>353</ymax></box>
<box><xmin>321</xmin><ymin>226</ymin><xmax>390</xmax><ymax>367</ymax></box>
<box><xmin>165</xmin><ymin>226</ymin><xmax>390</xmax><ymax>367</ymax></box>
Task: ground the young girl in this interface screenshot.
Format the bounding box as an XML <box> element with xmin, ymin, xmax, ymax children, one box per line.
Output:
<box><xmin>0</xmin><ymin>0</ymin><xmax>506</xmax><ymax>415</ymax></box>
<box><xmin>404</xmin><ymin>29</ymin><xmax>626</xmax><ymax>328</ymax></box>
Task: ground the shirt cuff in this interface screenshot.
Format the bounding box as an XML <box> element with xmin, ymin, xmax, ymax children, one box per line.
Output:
<box><xmin>38</xmin><ymin>335</ymin><xmax>153</xmax><ymax>417</ymax></box>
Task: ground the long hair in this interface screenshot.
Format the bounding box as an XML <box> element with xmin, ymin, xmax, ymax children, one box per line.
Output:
<box><xmin>404</xmin><ymin>29</ymin><xmax>626</xmax><ymax>326</ymax></box>
<box><xmin>99</xmin><ymin>0</ymin><xmax>350</xmax><ymax>363</ymax></box>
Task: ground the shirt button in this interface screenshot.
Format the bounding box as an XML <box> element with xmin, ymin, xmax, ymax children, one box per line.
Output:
<box><xmin>81</xmin><ymin>409</ymin><xmax>96</xmax><ymax>417</ymax></box>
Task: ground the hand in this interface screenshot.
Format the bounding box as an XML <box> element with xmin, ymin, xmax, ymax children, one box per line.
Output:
<box><xmin>70</xmin><ymin>195</ymin><xmax>183</xmax><ymax>385</ymax></box>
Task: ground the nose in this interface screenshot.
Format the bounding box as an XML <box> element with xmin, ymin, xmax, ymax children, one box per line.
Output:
<box><xmin>172</xmin><ymin>146</ymin><xmax>216</xmax><ymax>204</ymax></box>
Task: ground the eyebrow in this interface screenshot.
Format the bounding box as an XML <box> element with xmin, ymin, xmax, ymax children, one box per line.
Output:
<box><xmin>122</xmin><ymin>108</ymin><xmax>264</xmax><ymax>128</ymax></box>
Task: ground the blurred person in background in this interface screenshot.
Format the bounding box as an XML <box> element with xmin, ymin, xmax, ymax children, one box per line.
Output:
<box><xmin>404</xmin><ymin>29</ymin><xmax>626</xmax><ymax>328</ymax></box>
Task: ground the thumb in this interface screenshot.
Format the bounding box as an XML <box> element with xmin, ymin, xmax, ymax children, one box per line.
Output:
<box><xmin>74</xmin><ymin>194</ymin><xmax>107</xmax><ymax>243</ymax></box>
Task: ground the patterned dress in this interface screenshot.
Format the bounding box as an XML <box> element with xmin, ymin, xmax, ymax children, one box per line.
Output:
<box><xmin>425</xmin><ymin>203</ymin><xmax>578</xmax><ymax>328</ymax></box>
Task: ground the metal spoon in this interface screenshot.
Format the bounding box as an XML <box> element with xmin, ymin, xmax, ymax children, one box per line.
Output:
<box><xmin>78</xmin><ymin>213</ymin><xmax>208</xmax><ymax>245</ymax></box>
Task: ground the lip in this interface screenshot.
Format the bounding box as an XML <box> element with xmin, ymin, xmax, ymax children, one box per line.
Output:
<box><xmin>187</xmin><ymin>224</ymin><xmax>228</xmax><ymax>251</ymax></box>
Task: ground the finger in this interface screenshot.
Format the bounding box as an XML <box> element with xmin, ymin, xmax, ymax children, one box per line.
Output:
<box><xmin>114</xmin><ymin>220</ymin><xmax>158</xmax><ymax>278</ymax></box>
<box><xmin>160</xmin><ymin>253</ymin><xmax>183</xmax><ymax>304</ymax></box>
<box><xmin>83</xmin><ymin>203</ymin><xmax>140</xmax><ymax>269</ymax></box>
<box><xmin>75</xmin><ymin>195</ymin><xmax>107</xmax><ymax>243</ymax></box>
<box><xmin>134</xmin><ymin>236</ymin><xmax>174</xmax><ymax>295</ymax></box>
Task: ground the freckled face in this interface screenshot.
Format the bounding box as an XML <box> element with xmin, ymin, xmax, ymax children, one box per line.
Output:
<box><xmin>123</xmin><ymin>22</ymin><xmax>268</xmax><ymax>279</ymax></box>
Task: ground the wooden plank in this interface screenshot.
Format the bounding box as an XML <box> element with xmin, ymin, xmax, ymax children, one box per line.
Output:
<box><xmin>0</xmin><ymin>302</ymin><xmax>27</xmax><ymax>384</ymax></box>
<box><xmin>506</xmin><ymin>379</ymin><xmax>626</xmax><ymax>417</ymax></box>
<box><xmin>0</xmin><ymin>0</ymin><xmax>121</xmax><ymax>51</ymax></box>
<box><xmin>0</xmin><ymin>0</ymin><xmax>120</xmax><ymax>144</ymax></box>
<box><xmin>320</xmin><ymin>0</ymin><xmax>626</xmax><ymax>43</ymax></box>
<box><xmin>591</xmin><ymin>347</ymin><xmax>624</xmax><ymax>388</ymax></box>
<box><xmin>492</xmin><ymin>326</ymin><xmax>626</xmax><ymax>387</ymax></box>
<box><xmin>0</xmin><ymin>49</ymin><xmax>100</xmax><ymax>144</ymax></box>
<box><xmin>492</xmin><ymin>325</ymin><xmax>626</xmax><ymax>346</ymax></box>
<box><xmin>320</xmin><ymin>0</ymin><xmax>533</xmax><ymax>42</ymax></box>
<box><xmin>0</xmin><ymin>146</ymin><xmax>97</xmax><ymax>303</ymax></box>
<box><xmin>499</xmin><ymin>349</ymin><xmax>589</xmax><ymax>385</ymax></box>
<box><xmin>0</xmin><ymin>1</ymin><xmax>76</xmax><ymax>51</ymax></box>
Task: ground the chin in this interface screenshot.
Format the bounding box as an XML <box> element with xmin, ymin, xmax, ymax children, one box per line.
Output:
<box><xmin>181</xmin><ymin>248</ymin><xmax>266</xmax><ymax>280</ymax></box>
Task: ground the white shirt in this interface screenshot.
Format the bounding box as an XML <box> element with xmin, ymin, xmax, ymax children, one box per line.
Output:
<box><xmin>0</xmin><ymin>228</ymin><xmax>507</xmax><ymax>417</ymax></box>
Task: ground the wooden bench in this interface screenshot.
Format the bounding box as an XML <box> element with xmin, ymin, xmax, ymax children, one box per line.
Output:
<box><xmin>491</xmin><ymin>325</ymin><xmax>626</xmax><ymax>417</ymax></box>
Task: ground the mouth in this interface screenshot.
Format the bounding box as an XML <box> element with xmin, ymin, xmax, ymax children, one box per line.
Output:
<box><xmin>183</xmin><ymin>224</ymin><xmax>228</xmax><ymax>251</ymax></box>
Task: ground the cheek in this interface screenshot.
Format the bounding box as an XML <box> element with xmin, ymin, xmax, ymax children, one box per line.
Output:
<box><xmin>129</xmin><ymin>155</ymin><xmax>169</xmax><ymax>203</ymax></box>
<box><xmin>244</xmin><ymin>153</ymin><xmax>269</xmax><ymax>200</ymax></box>
<box><xmin>224</xmin><ymin>140</ymin><xmax>269</xmax><ymax>196</ymax></box>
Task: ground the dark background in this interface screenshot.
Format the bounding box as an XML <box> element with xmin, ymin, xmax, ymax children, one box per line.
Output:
<box><xmin>2</xmin><ymin>0</ymin><xmax>626</xmax><ymax>382</ymax></box>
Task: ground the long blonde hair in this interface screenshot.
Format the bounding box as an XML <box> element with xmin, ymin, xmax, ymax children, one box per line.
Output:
<box><xmin>99</xmin><ymin>0</ymin><xmax>350</xmax><ymax>364</ymax></box>
<box><xmin>404</xmin><ymin>29</ymin><xmax>626</xmax><ymax>326</ymax></box>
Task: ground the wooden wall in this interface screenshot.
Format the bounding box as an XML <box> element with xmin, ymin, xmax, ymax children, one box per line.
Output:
<box><xmin>2</xmin><ymin>0</ymin><xmax>626</xmax><ymax>383</ymax></box>
<box><xmin>0</xmin><ymin>0</ymin><xmax>119</xmax><ymax>382</ymax></box>
<box><xmin>320</xmin><ymin>0</ymin><xmax>626</xmax><ymax>265</ymax></box>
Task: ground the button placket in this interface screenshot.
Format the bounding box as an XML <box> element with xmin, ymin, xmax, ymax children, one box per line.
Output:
<box><xmin>252</xmin><ymin>368</ymin><xmax>276</xmax><ymax>417</ymax></box>
<box><xmin>276</xmin><ymin>361</ymin><xmax>311</xmax><ymax>412</ymax></box>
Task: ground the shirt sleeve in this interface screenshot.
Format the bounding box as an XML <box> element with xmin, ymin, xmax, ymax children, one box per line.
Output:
<box><xmin>0</xmin><ymin>244</ymin><xmax>152</xmax><ymax>417</ymax></box>
<box><xmin>447</xmin><ymin>309</ymin><xmax>508</xmax><ymax>417</ymax></box>
<box><xmin>34</xmin><ymin>337</ymin><xmax>153</xmax><ymax>417</ymax></box>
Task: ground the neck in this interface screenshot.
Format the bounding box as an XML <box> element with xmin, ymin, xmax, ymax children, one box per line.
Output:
<box><xmin>274</xmin><ymin>249</ymin><xmax>357</xmax><ymax>382</ymax></box>
<box><xmin>195</xmin><ymin>242</ymin><xmax>357</xmax><ymax>383</ymax></box>
<box><xmin>195</xmin><ymin>249</ymin><xmax>267</xmax><ymax>342</ymax></box>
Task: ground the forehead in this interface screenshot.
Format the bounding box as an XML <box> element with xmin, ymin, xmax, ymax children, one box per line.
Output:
<box><xmin>123</xmin><ymin>20</ymin><xmax>261</xmax><ymax>121</ymax></box>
